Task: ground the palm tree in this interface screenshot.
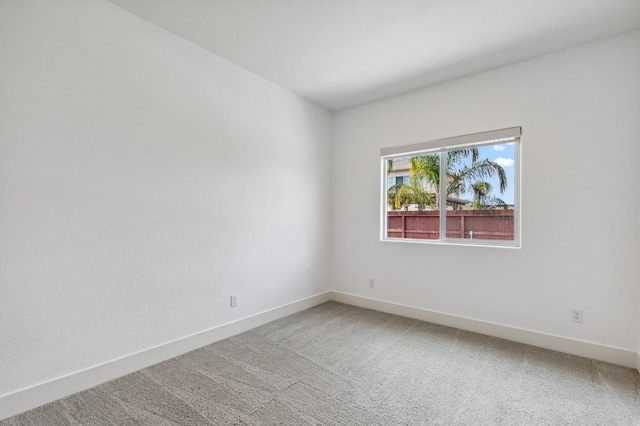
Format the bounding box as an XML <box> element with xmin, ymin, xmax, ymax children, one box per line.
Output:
<box><xmin>470</xmin><ymin>181</ymin><xmax>507</xmax><ymax>210</ymax></box>
<box><xmin>387</xmin><ymin>182</ymin><xmax>434</xmax><ymax>211</ymax></box>
<box><xmin>387</xmin><ymin>158</ymin><xmax>435</xmax><ymax>211</ymax></box>
<box><xmin>408</xmin><ymin>148</ymin><xmax>507</xmax><ymax>208</ymax></box>
<box><xmin>409</xmin><ymin>155</ymin><xmax>440</xmax><ymax>206</ymax></box>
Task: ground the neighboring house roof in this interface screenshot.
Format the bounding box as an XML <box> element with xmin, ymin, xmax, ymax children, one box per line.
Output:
<box><xmin>446</xmin><ymin>196</ymin><xmax>470</xmax><ymax>207</ymax></box>
<box><xmin>389</xmin><ymin>158</ymin><xmax>411</xmax><ymax>171</ymax></box>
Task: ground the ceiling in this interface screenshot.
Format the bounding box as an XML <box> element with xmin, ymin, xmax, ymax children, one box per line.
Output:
<box><xmin>108</xmin><ymin>0</ymin><xmax>640</xmax><ymax>111</ymax></box>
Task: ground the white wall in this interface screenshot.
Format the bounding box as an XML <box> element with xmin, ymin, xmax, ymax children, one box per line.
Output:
<box><xmin>1</xmin><ymin>0</ymin><xmax>638</xmax><ymax>406</ymax></box>
<box><xmin>331</xmin><ymin>32</ymin><xmax>640</xmax><ymax>352</ymax></box>
<box><xmin>0</xmin><ymin>0</ymin><xmax>331</xmax><ymax>397</ymax></box>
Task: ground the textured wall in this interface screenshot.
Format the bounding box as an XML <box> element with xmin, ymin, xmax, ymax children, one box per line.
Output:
<box><xmin>331</xmin><ymin>32</ymin><xmax>640</xmax><ymax>351</ymax></box>
<box><xmin>0</xmin><ymin>0</ymin><xmax>331</xmax><ymax>396</ymax></box>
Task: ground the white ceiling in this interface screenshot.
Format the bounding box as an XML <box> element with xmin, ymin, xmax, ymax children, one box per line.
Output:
<box><xmin>108</xmin><ymin>0</ymin><xmax>640</xmax><ymax>111</ymax></box>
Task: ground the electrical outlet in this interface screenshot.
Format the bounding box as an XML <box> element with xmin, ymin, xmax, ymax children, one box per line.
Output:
<box><xmin>571</xmin><ymin>308</ymin><xmax>583</xmax><ymax>323</ymax></box>
<box><xmin>369</xmin><ymin>278</ymin><xmax>375</xmax><ymax>288</ymax></box>
<box><xmin>230</xmin><ymin>294</ymin><xmax>238</xmax><ymax>307</ymax></box>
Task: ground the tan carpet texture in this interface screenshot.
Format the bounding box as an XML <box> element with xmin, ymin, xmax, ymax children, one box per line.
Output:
<box><xmin>3</xmin><ymin>302</ymin><xmax>640</xmax><ymax>425</ymax></box>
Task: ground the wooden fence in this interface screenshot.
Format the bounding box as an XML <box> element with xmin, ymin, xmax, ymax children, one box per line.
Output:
<box><xmin>388</xmin><ymin>210</ymin><xmax>514</xmax><ymax>241</ymax></box>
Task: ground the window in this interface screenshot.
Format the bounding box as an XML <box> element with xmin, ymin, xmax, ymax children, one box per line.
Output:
<box><xmin>381</xmin><ymin>127</ymin><xmax>521</xmax><ymax>247</ymax></box>
<box><xmin>395</xmin><ymin>176</ymin><xmax>409</xmax><ymax>186</ymax></box>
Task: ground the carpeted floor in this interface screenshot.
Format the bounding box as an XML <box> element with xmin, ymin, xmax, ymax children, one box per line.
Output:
<box><xmin>3</xmin><ymin>301</ymin><xmax>640</xmax><ymax>425</ymax></box>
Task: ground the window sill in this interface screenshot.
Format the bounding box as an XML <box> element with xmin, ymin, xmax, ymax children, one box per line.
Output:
<box><xmin>380</xmin><ymin>237</ymin><xmax>520</xmax><ymax>249</ymax></box>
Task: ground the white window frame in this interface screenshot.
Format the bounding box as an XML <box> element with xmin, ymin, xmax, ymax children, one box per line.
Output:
<box><xmin>380</xmin><ymin>127</ymin><xmax>521</xmax><ymax>248</ymax></box>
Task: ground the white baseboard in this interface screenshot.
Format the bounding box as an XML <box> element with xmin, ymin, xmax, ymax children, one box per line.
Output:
<box><xmin>2</xmin><ymin>290</ymin><xmax>635</xmax><ymax>421</ymax></box>
<box><xmin>330</xmin><ymin>291</ymin><xmax>637</xmax><ymax>369</ymax></box>
<box><xmin>0</xmin><ymin>291</ymin><xmax>331</xmax><ymax>421</ymax></box>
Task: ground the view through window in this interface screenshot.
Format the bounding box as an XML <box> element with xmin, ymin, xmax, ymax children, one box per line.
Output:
<box><xmin>382</xmin><ymin>129</ymin><xmax>520</xmax><ymax>247</ymax></box>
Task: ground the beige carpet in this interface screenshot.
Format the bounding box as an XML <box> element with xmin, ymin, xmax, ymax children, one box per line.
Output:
<box><xmin>3</xmin><ymin>301</ymin><xmax>640</xmax><ymax>425</ymax></box>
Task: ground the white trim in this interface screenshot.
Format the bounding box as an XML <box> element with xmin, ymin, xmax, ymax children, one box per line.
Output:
<box><xmin>378</xmin><ymin>237</ymin><xmax>520</xmax><ymax>249</ymax></box>
<box><xmin>2</xmin><ymin>290</ymin><xmax>635</xmax><ymax>421</ymax></box>
<box><xmin>329</xmin><ymin>291</ymin><xmax>637</xmax><ymax>369</ymax></box>
<box><xmin>0</xmin><ymin>291</ymin><xmax>331</xmax><ymax>421</ymax></box>
<box><xmin>380</xmin><ymin>127</ymin><xmax>521</xmax><ymax>157</ymax></box>
<box><xmin>438</xmin><ymin>151</ymin><xmax>446</xmax><ymax>239</ymax></box>
<box><xmin>514</xmin><ymin>133</ymin><xmax>522</xmax><ymax>247</ymax></box>
<box><xmin>380</xmin><ymin>157</ymin><xmax>388</xmax><ymax>240</ymax></box>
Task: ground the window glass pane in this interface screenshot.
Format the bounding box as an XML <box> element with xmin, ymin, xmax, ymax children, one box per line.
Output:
<box><xmin>444</xmin><ymin>142</ymin><xmax>515</xmax><ymax>241</ymax></box>
<box><xmin>382</xmin><ymin>130</ymin><xmax>520</xmax><ymax>247</ymax></box>
<box><xmin>385</xmin><ymin>155</ymin><xmax>440</xmax><ymax>240</ymax></box>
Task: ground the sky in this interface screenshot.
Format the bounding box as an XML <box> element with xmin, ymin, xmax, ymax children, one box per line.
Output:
<box><xmin>473</xmin><ymin>143</ymin><xmax>515</xmax><ymax>205</ymax></box>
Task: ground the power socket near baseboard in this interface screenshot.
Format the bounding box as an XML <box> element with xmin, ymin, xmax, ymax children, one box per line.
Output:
<box><xmin>571</xmin><ymin>308</ymin><xmax>583</xmax><ymax>323</ymax></box>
